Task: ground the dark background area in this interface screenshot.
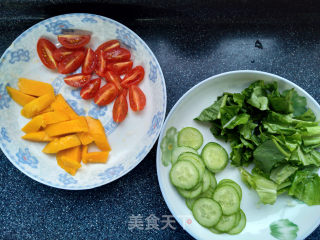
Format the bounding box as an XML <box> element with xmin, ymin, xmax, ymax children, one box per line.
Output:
<box><xmin>1</xmin><ymin>1</ymin><xmax>320</xmax><ymax>239</ymax></box>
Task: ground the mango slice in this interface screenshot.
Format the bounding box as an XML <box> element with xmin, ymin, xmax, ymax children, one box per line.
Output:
<box><xmin>43</xmin><ymin>134</ymin><xmax>81</xmax><ymax>154</ymax></box>
<box><xmin>81</xmin><ymin>144</ymin><xmax>88</xmax><ymax>161</ymax></box>
<box><xmin>39</xmin><ymin>105</ymin><xmax>53</xmax><ymax>114</ymax></box>
<box><xmin>86</xmin><ymin>116</ymin><xmax>111</xmax><ymax>151</ymax></box>
<box><xmin>22</xmin><ymin>131</ymin><xmax>54</xmax><ymax>142</ymax></box>
<box><xmin>18</xmin><ymin>78</ymin><xmax>54</xmax><ymax>97</ymax></box>
<box><xmin>57</xmin><ymin>147</ymin><xmax>81</xmax><ymax>176</ymax></box>
<box><xmin>51</xmin><ymin>94</ymin><xmax>79</xmax><ymax>119</ymax></box>
<box><xmin>45</xmin><ymin>116</ymin><xmax>88</xmax><ymax>137</ymax></box>
<box><xmin>6</xmin><ymin>86</ymin><xmax>36</xmax><ymax>106</ymax></box>
<box><xmin>78</xmin><ymin>132</ymin><xmax>94</xmax><ymax>145</ymax></box>
<box><xmin>22</xmin><ymin>111</ymin><xmax>70</xmax><ymax>133</ymax></box>
<box><xmin>21</xmin><ymin>92</ymin><xmax>55</xmax><ymax>118</ymax></box>
<box><xmin>83</xmin><ymin>151</ymin><xmax>109</xmax><ymax>164</ymax></box>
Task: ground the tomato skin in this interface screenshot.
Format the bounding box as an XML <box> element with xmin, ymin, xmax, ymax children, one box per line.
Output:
<box><xmin>80</xmin><ymin>78</ymin><xmax>101</xmax><ymax>100</ymax></box>
<box><xmin>94</xmin><ymin>83</ymin><xmax>119</xmax><ymax>106</ymax></box>
<box><xmin>103</xmin><ymin>47</ymin><xmax>131</xmax><ymax>62</ymax></box>
<box><xmin>64</xmin><ymin>74</ymin><xmax>91</xmax><ymax>88</ymax></box>
<box><xmin>121</xmin><ymin>66</ymin><xmax>145</xmax><ymax>88</ymax></box>
<box><xmin>82</xmin><ymin>48</ymin><xmax>96</xmax><ymax>74</ymax></box>
<box><xmin>53</xmin><ymin>47</ymin><xmax>85</xmax><ymax>62</ymax></box>
<box><xmin>57</xmin><ymin>50</ymin><xmax>85</xmax><ymax>74</ymax></box>
<box><xmin>37</xmin><ymin>38</ymin><xmax>57</xmax><ymax>69</ymax></box>
<box><xmin>95</xmin><ymin>40</ymin><xmax>120</xmax><ymax>54</ymax></box>
<box><xmin>58</xmin><ymin>34</ymin><xmax>91</xmax><ymax>49</ymax></box>
<box><xmin>113</xmin><ymin>93</ymin><xmax>128</xmax><ymax>123</ymax></box>
<box><xmin>129</xmin><ymin>85</ymin><xmax>146</xmax><ymax>111</ymax></box>
<box><xmin>95</xmin><ymin>51</ymin><xmax>107</xmax><ymax>77</ymax></box>
<box><xmin>106</xmin><ymin>61</ymin><xmax>133</xmax><ymax>75</ymax></box>
<box><xmin>104</xmin><ymin>71</ymin><xmax>122</xmax><ymax>91</ymax></box>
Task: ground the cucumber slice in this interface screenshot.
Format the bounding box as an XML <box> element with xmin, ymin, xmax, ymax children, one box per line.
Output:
<box><xmin>185</xmin><ymin>187</ymin><xmax>215</xmax><ymax>210</ymax></box>
<box><xmin>171</xmin><ymin>146</ymin><xmax>198</xmax><ymax>164</ymax></box>
<box><xmin>213</xmin><ymin>185</ymin><xmax>240</xmax><ymax>215</ymax></box>
<box><xmin>201</xmin><ymin>142</ymin><xmax>228</xmax><ymax>173</ymax></box>
<box><xmin>202</xmin><ymin>170</ymin><xmax>211</xmax><ymax>193</ymax></box>
<box><xmin>218</xmin><ymin>179</ymin><xmax>242</xmax><ymax>200</ymax></box>
<box><xmin>208</xmin><ymin>171</ymin><xmax>217</xmax><ymax>190</ymax></box>
<box><xmin>178</xmin><ymin>152</ymin><xmax>205</xmax><ymax>180</ymax></box>
<box><xmin>214</xmin><ymin>214</ymin><xmax>237</xmax><ymax>232</ymax></box>
<box><xmin>169</xmin><ymin>160</ymin><xmax>199</xmax><ymax>190</ymax></box>
<box><xmin>228</xmin><ymin>209</ymin><xmax>246</xmax><ymax>235</ymax></box>
<box><xmin>178</xmin><ymin>127</ymin><xmax>203</xmax><ymax>150</ymax></box>
<box><xmin>209</xmin><ymin>227</ymin><xmax>222</xmax><ymax>234</ymax></box>
<box><xmin>178</xmin><ymin>183</ymin><xmax>202</xmax><ymax>199</ymax></box>
<box><xmin>233</xmin><ymin>211</ymin><xmax>241</xmax><ymax>228</ymax></box>
<box><xmin>192</xmin><ymin>198</ymin><xmax>222</xmax><ymax>227</ymax></box>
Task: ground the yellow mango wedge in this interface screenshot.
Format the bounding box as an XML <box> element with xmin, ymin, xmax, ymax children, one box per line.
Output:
<box><xmin>22</xmin><ymin>131</ymin><xmax>54</xmax><ymax>142</ymax></box>
<box><xmin>78</xmin><ymin>132</ymin><xmax>94</xmax><ymax>145</ymax></box>
<box><xmin>43</xmin><ymin>134</ymin><xmax>81</xmax><ymax>154</ymax></box>
<box><xmin>45</xmin><ymin>116</ymin><xmax>88</xmax><ymax>137</ymax></box>
<box><xmin>18</xmin><ymin>78</ymin><xmax>54</xmax><ymax>96</ymax></box>
<box><xmin>21</xmin><ymin>92</ymin><xmax>55</xmax><ymax>118</ymax></box>
<box><xmin>51</xmin><ymin>94</ymin><xmax>79</xmax><ymax>119</ymax></box>
<box><xmin>22</xmin><ymin>111</ymin><xmax>70</xmax><ymax>133</ymax></box>
<box><xmin>86</xmin><ymin>116</ymin><xmax>111</xmax><ymax>151</ymax></box>
<box><xmin>81</xmin><ymin>144</ymin><xmax>88</xmax><ymax>161</ymax></box>
<box><xmin>56</xmin><ymin>146</ymin><xmax>82</xmax><ymax>176</ymax></box>
<box><xmin>83</xmin><ymin>151</ymin><xmax>109</xmax><ymax>164</ymax></box>
<box><xmin>6</xmin><ymin>86</ymin><xmax>36</xmax><ymax>106</ymax></box>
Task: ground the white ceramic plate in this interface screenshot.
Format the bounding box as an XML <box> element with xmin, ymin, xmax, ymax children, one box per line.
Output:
<box><xmin>0</xmin><ymin>13</ymin><xmax>166</xmax><ymax>190</ymax></box>
<box><xmin>156</xmin><ymin>70</ymin><xmax>320</xmax><ymax>240</ymax></box>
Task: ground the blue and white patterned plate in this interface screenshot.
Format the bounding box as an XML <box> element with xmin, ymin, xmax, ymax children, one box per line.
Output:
<box><xmin>0</xmin><ymin>13</ymin><xmax>166</xmax><ymax>190</ymax></box>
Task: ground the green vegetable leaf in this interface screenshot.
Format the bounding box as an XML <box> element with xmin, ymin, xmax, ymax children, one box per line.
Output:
<box><xmin>247</xmin><ymin>86</ymin><xmax>269</xmax><ymax>110</ymax></box>
<box><xmin>253</xmin><ymin>139</ymin><xmax>288</xmax><ymax>174</ymax></box>
<box><xmin>194</xmin><ymin>95</ymin><xmax>227</xmax><ymax>122</ymax></box>
<box><xmin>253</xmin><ymin>173</ymin><xmax>278</xmax><ymax>204</ymax></box>
<box><xmin>289</xmin><ymin>168</ymin><xmax>320</xmax><ymax>205</ymax></box>
<box><xmin>270</xmin><ymin>219</ymin><xmax>299</xmax><ymax>240</ymax></box>
<box><xmin>270</xmin><ymin>164</ymin><xmax>298</xmax><ymax>184</ymax></box>
<box><xmin>223</xmin><ymin>113</ymin><xmax>250</xmax><ymax>129</ymax></box>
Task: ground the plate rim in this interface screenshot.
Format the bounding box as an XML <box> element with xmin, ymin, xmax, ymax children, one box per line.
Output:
<box><xmin>156</xmin><ymin>69</ymin><xmax>320</xmax><ymax>240</ymax></box>
<box><xmin>0</xmin><ymin>13</ymin><xmax>167</xmax><ymax>190</ymax></box>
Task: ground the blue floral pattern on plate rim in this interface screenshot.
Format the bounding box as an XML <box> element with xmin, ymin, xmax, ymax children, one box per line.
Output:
<box><xmin>0</xmin><ymin>13</ymin><xmax>167</xmax><ymax>190</ymax></box>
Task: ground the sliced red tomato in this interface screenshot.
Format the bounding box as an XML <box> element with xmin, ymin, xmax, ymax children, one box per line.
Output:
<box><xmin>82</xmin><ymin>48</ymin><xmax>96</xmax><ymax>74</ymax></box>
<box><xmin>53</xmin><ymin>47</ymin><xmax>85</xmax><ymax>62</ymax></box>
<box><xmin>37</xmin><ymin>38</ymin><xmax>57</xmax><ymax>69</ymax></box>
<box><xmin>80</xmin><ymin>78</ymin><xmax>101</xmax><ymax>100</ymax></box>
<box><xmin>64</xmin><ymin>74</ymin><xmax>91</xmax><ymax>88</ymax></box>
<box><xmin>120</xmin><ymin>88</ymin><xmax>128</xmax><ymax>97</ymax></box>
<box><xmin>113</xmin><ymin>93</ymin><xmax>128</xmax><ymax>123</ymax></box>
<box><xmin>105</xmin><ymin>71</ymin><xmax>122</xmax><ymax>91</ymax></box>
<box><xmin>129</xmin><ymin>85</ymin><xmax>146</xmax><ymax>111</ymax></box>
<box><xmin>106</xmin><ymin>61</ymin><xmax>133</xmax><ymax>75</ymax></box>
<box><xmin>94</xmin><ymin>83</ymin><xmax>119</xmax><ymax>106</ymax></box>
<box><xmin>103</xmin><ymin>47</ymin><xmax>131</xmax><ymax>62</ymax></box>
<box><xmin>58</xmin><ymin>34</ymin><xmax>91</xmax><ymax>49</ymax></box>
<box><xmin>121</xmin><ymin>66</ymin><xmax>145</xmax><ymax>88</ymax></box>
<box><xmin>95</xmin><ymin>40</ymin><xmax>120</xmax><ymax>54</ymax></box>
<box><xmin>57</xmin><ymin>50</ymin><xmax>85</xmax><ymax>74</ymax></box>
<box><xmin>95</xmin><ymin>51</ymin><xmax>107</xmax><ymax>77</ymax></box>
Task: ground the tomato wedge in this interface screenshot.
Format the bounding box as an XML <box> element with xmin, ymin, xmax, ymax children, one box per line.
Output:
<box><xmin>95</xmin><ymin>51</ymin><xmax>107</xmax><ymax>77</ymax></box>
<box><xmin>103</xmin><ymin>47</ymin><xmax>131</xmax><ymax>62</ymax></box>
<box><xmin>113</xmin><ymin>93</ymin><xmax>128</xmax><ymax>123</ymax></box>
<box><xmin>105</xmin><ymin>71</ymin><xmax>122</xmax><ymax>91</ymax></box>
<box><xmin>94</xmin><ymin>83</ymin><xmax>119</xmax><ymax>106</ymax></box>
<box><xmin>57</xmin><ymin>50</ymin><xmax>85</xmax><ymax>74</ymax></box>
<box><xmin>129</xmin><ymin>85</ymin><xmax>146</xmax><ymax>111</ymax></box>
<box><xmin>106</xmin><ymin>61</ymin><xmax>133</xmax><ymax>75</ymax></box>
<box><xmin>121</xmin><ymin>66</ymin><xmax>145</xmax><ymax>88</ymax></box>
<box><xmin>58</xmin><ymin>34</ymin><xmax>91</xmax><ymax>49</ymax></box>
<box><xmin>64</xmin><ymin>74</ymin><xmax>91</xmax><ymax>88</ymax></box>
<box><xmin>82</xmin><ymin>48</ymin><xmax>96</xmax><ymax>75</ymax></box>
<box><xmin>80</xmin><ymin>78</ymin><xmax>101</xmax><ymax>100</ymax></box>
<box><xmin>37</xmin><ymin>38</ymin><xmax>57</xmax><ymax>69</ymax></box>
<box><xmin>95</xmin><ymin>40</ymin><xmax>120</xmax><ymax>54</ymax></box>
<box><xmin>53</xmin><ymin>47</ymin><xmax>73</xmax><ymax>62</ymax></box>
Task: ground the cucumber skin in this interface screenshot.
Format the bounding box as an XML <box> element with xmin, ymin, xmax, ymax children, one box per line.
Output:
<box><xmin>228</xmin><ymin>209</ymin><xmax>246</xmax><ymax>235</ymax></box>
